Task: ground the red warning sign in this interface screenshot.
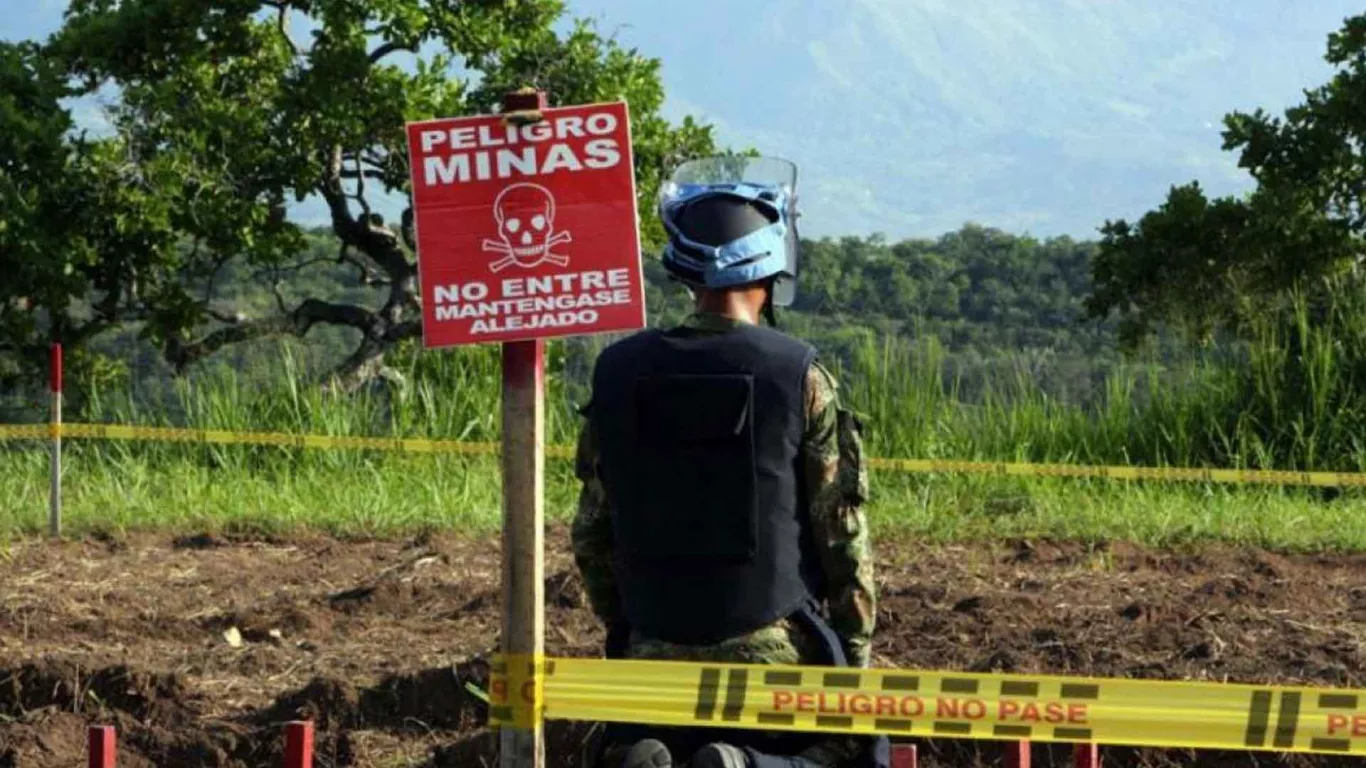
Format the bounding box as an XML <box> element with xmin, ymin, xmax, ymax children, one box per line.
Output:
<box><xmin>405</xmin><ymin>101</ymin><xmax>646</xmax><ymax>348</ymax></box>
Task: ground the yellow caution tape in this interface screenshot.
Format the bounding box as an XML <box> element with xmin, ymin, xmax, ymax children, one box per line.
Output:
<box><xmin>0</xmin><ymin>423</ymin><xmax>574</xmax><ymax>459</ymax></box>
<box><xmin>489</xmin><ymin>654</ymin><xmax>549</xmax><ymax>730</ymax></box>
<box><xmin>489</xmin><ymin>656</ymin><xmax>1366</xmax><ymax>755</ymax></box>
<box><xmin>864</xmin><ymin>457</ymin><xmax>1366</xmax><ymax>487</ymax></box>
<box><xmin>3</xmin><ymin>422</ymin><xmax>1365</xmax><ymax>486</ymax></box>
<box><xmin>0</xmin><ymin>424</ymin><xmax>49</xmax><ymax>441</ymax></box>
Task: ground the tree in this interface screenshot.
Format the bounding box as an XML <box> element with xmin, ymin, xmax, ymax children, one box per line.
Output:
<box><xmin>0</xmin><ymin>39</ymin><xmax>179</xmax><ymax>390</ymax></box>
<box><xmin>1085</xmin><ymin>13</ymin><xmax>1365</xmax><ymax>348</ymax></box>
<box><xmin>18</xmin><ymin>0</ymin><xmax>716</xmax><ymax>389</ymax></box>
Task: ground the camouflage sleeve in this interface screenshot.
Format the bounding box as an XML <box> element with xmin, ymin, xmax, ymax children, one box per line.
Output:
<box><xmin>802</xmin><ymin>362</ymin><xmax>877</xmax><ymax>667</ymax></box>
<box><xmin>570</xmin><ymin>414</ymin><xmax>621</xmax><ymax>627</ymax></box>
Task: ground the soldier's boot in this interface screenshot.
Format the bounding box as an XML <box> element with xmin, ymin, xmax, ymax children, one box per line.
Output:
<box><xmin>690</xmin><ymin>743</ymin><xmax>749</xmax><ymax>768</ymax></box>
<box><xmin>623</xmin><ymin>738</ymin><xmax>673</xmax><ymax>768</ymax></box>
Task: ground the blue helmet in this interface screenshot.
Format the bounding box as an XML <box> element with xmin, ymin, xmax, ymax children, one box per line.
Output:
<box><xmin>659</xmin><ymin>156</ymin><xmax>801</xmax><ymax>306</ymax></box>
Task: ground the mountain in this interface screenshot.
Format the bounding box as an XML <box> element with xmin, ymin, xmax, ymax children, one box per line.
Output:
<box><xmin>567</xmin><ymin>0</ymin><xmax>1358</xmax><ymax>239</ymax></box>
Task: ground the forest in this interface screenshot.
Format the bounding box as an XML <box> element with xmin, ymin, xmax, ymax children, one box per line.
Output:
<box><xmin>0</xmin><ymin>222</ymin><xmax>1134</xmax><ymax>419</ymax></box>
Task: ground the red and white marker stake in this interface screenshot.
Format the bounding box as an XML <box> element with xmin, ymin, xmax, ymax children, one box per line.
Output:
<box><xmin>285</xmin><ymin>720</ymin><xmax>315</xmax><ymax>768</ymax></box>
<box><xmin>1073</xmin><ymin>743</ymin><xmax>1100</xmax><ymax>768</ymax></box>
<box><xmin>890</xmin><ymin>743</ymin><xmax>918</xmax><ymax>768</ymax></box>
<box><xmin>1005</xmin><ymin>740</ymin><xmax>1032</xmax><ymax>768</ymax></box>
<box><xmin>49</xmin><ymin>342</ymin><xmax>62</xmax><ymax>539</ymax></box>
<box><xmin>87</xmin><ymin>725</ymin><xmax>115</xmax><ymax>768</ymax></box>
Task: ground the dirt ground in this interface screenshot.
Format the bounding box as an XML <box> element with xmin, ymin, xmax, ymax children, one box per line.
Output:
<box><xmin>3</xmin><ymin>527</ymin><xmax>1366</xmax><ymax>767</ymax></box>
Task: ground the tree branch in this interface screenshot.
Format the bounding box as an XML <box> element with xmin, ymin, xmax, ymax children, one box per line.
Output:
<box><xmin>274</xmin><ymin>4</ymin><xmax>301</xmax><ymax>56</ymax></box>
<box><xmin>326</xmin><ymin>177</ymin><xmax>409</xmax><ymax>281</ymax></box>
<box><xmin>401</xmin><ymin>206</ymin><xmax>417</xmax><ymax>251</ymax></box>
<box><xmin>321</xmin><ymin>144</ymin><xmax>357</xmax><ymax>234</ymax></box>
<box><xmin>368</xmin><ymin>41</ymin><xmax>416</xmax><ymax>64</ymax></box>
<box><xmin>338</xmin><ymin>249</ymin><xmax>388</xmax><ymax>286</ymax></box>
<box><xmin>201</xmin><ymin>248</ymin><xmax>231</xmax><ymax>306</ymax></box>
<box><xmin>269</xmin><ymin>274</ymin><xmax>290</xmax><ymax>315</ymax></box>
<box><xmin>350</xmin><ymin>153</ymin><xmax>372</xmax><ymax>218</ymax></box>
<box><xmin>207</xmin><ymin>308</ymin><xmax>247</xmax><ymax>324</ymax></box>
<box><xmin>164</xmin><ymin>299</ymin><xmax>380</xmax><ymax>373</ymax></box>
<box><xmin>252</xmin><ymin>255</ymin><xmax>334</xmax><ymax>280</ymax></box>
<box><xmin>385</xmin><ymin>320</ymin><xmax>422</xmax><ymax>342</ymax></box>
<box><xmin>317</xmin><ymin>143</ymin><xmax>420</xmax><ymax>376</ymax></box>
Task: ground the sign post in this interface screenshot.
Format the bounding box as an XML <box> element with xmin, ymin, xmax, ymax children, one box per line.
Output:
<box><xmin>405</xmin><ymin>88</ymin><xmax>646</xmax><ymax>768</ymax></box>
<box><xmin>500</xmin><ymin>331</ymin><xmax>545</xmax><ymax>768</ymax></box>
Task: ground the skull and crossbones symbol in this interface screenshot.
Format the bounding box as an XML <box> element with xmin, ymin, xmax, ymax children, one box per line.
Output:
<box><xmin>481</xmin><ymin>183</ymin><xmax>573</xmax><ymax>273</ymax></box>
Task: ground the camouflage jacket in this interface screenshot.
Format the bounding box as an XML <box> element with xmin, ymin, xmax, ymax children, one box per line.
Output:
<box><xmin>571</xmin><ymin>312</ymin><xmax>876</xmax><ymax>667</ymax></box>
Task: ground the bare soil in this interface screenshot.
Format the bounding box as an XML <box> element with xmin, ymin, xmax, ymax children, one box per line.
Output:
<box><xmin>3</xmin><ymin>528</ymin><xmax>1365</xmax><ymax>767</ymax></box>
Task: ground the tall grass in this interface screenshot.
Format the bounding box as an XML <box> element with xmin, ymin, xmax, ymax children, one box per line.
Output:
<box><xmin>25</xmin><ymin>289</ymin><xmax>1366</xmax><ymax>475</ymax></box>
<box><xmin>833</xmin><ymin>288</ymin><xmax>1366</xmax><ymax>474</ymax></box>
<box><xmin>8</xmin><ymin>290</ymin><xmax>1366</xmax><ymax>547</ymax></box>
<box><xmin>28</xmin><ymin>288</ymin><xmax>1366</xmax><ymax>477</ymax></box>
<box><xmin>836</xmin><ymin>335</ymin><xmax>1242</xmax><ymax>469</ymax></box>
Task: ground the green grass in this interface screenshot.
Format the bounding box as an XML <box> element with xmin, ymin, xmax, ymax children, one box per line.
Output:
<box><xmin>7</xmin><ymin>288</ymin><xmax>1366</xmax><ymax>551</ymax></box>
<box><xmin>6</xmin><ymin>445</ymin><xmax>1366</xmax><ymax>552</ymax></box>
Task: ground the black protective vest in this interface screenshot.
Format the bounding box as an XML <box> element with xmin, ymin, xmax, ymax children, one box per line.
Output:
<box><xmin>589</xmin><ymin>323</ymin><xmax>820</xmax><ymax>645</ymax></box>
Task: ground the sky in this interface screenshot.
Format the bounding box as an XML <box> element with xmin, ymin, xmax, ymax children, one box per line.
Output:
<box><xmin>4</xmin><ymin>0</ymin><xmax>1360</xmax><ymax>240</ymax></box>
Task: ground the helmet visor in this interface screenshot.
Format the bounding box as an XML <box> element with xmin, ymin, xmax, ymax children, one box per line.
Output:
<box><xmin>660</xmin><ymin>156</ymin><xmax>801</xmax><ymax>306</ymax></box>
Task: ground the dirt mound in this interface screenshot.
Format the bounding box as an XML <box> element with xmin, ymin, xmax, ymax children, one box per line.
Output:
<box><xmin>261</xmin><ymin>661</ymin><xmax>489</xmax><ymax>731</ymax></box>
<box><xmin>0</xmin><ymin>661</ymin><xmax>192</xmax><ymax>725</ymax></box>
<box><xmin>5</xmin><ymin>530</ymin><xmax>1366</xmax><ymax>766</ymax></box>
<box><xmin>0</xmin><ymin>661</ymin><xmax>491</xmax><ymax>767</ymax></box>
<box><xmin>0</xmin><ymin>662</ymin><xmax>244</xmax><ymax>768</ymax></box>
<box><xmin>0</xmin><ymin>711</ymin><xmax>104</xmax><ymax>768</ymax></box>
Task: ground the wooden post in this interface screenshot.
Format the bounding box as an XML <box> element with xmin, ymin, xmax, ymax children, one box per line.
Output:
<box><xmin>497</xmin><ymin>86</ymin><xmax>550</xmax><ymax>768</ymax></box>
<box><xmin>87</xmin><ymin>725</ymin><xmax>115</xmax><ymax>768</ymax></box>
<box><xmin>499</xmin><ymin>339</ymin><xmax>545</xmax><ymax>768</ymax></box>
<box><xmin>284</xmin><ymin>720</ymin><xmax>315</xmax><ymax>768</ymax></box>
<box><xmin>49</xmin><ymin>342</ymin><xmax>62</xmax><ymax>539</ymax></box>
